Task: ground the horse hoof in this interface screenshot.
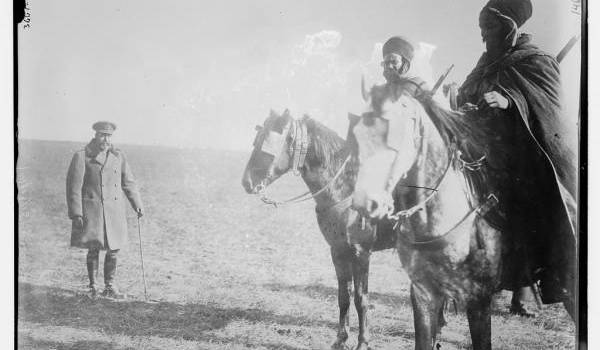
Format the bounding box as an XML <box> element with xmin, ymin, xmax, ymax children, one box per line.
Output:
<box><xmin>354</xmin><ymin>342</ymin><xmax>369</xmax><ymax>350</ymax></box>
<box><xmin>331</xmin><ymin>341</ymin><xmax>350</xmax><ymax>350</ymax></box>
<box><xmin>509</xmin><ymin>304</ymin><xmax>537</xmax><ymax>318</ymax></box>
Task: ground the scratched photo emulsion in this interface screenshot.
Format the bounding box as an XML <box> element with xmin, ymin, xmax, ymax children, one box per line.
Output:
<box><xmin>16</xmin><ymin>0</ymin><xmax>585</xmax><ymax>349</ymax></box>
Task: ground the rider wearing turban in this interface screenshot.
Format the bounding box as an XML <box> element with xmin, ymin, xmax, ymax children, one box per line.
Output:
<box><xmin>457</xmin><ymin>0</ymin><xmax>577</xmax><ymax>314</ymax></box>
<box><xmin>370</xmin><ymin>36</ymin><xmax>430</xmax><ymax>108</ymax></box>
<box><xmin>382</xmin><ymin>36</ymin><xmax>415</xmax><ymax>62</ymax></box>
<box><xmin>483</xmin><ymin>0</ymin><xmax>532</xmax><ymax>27</ymax></box>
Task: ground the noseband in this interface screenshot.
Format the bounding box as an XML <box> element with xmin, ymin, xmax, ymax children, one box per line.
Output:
<box><xmin>251</xmin><ymin>118</ymin><xmax>308</xmax><ymax>193</ymax></box>
<box><xmin>252</xmin><ymin>118</ymin><xmax>351</xmax><ymax>207</ymax></box>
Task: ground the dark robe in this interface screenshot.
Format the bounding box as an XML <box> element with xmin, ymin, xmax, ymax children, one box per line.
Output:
<box><xmin>456</xmin><ymin>34</ymin><xmax>577</xmax><ymax>303</ymax></box>
<box><xmin>366</xmin><ymin>62</ymin><xmax>576</xmax><ymax>303</ymax></box>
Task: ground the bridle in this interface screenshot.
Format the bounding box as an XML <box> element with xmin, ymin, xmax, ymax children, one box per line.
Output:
<box><xmin>386</xmin><ymin>147</ymin><xmax>455</xmax><ymax>225</ymax></box>
<box><xmin>355</xmin><ymin>109</ymin><xmax>497</xmax><ymax>250</ymax></box>
<box><xmin>375</xmin><ymin>140</ymin><xmax>497</xmax><ymax>250</ymax></box>
<box><xmin>251</xmin><ymin>117</ymin><xmax>352</xmax><ymax>208</ymax></box>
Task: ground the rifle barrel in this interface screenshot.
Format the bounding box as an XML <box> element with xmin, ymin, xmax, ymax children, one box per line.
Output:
<box><xmin>432</xmin><ymin>64</ymin><xmax>455</xmax><ymax>95</ymax></box>
<box><xmin>556</xmin><ymin>35</ymin><xmax>580</xmax><ymax>63</ymax></box>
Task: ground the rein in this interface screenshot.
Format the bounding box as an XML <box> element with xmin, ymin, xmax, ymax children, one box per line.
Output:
<box><xmin>258</xmin><ymin>155</ymin><xmax>351</xmax><ymax>207</ymax></box>
<box><xmin>386</xmin><ymin>145</ymin><xmax>456</xmax><ymax>225</ymax></box>
<box><xmin>255</xmin><ymin>118</ymin><xmax>352</xmax><ymax>208</ymax></box>
<box><xmin>384</xmin><ymin>145</ymin><xmax>497</xmax><ymax>250</ymax></box>
<box><xmin>372</xmin><ymin>136</ymin><xmax>497</xmax><ymax>250</ymax></box>
<box><xmin>396</xmin><ymin>193</ymin><xmax>498</xmax><ymax>250</ymax></box>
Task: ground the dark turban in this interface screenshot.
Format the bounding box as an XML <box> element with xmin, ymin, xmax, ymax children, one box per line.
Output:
<box><xmin>483</xmin><ymin>0</ymin><xmax>532</xmax><ymax>27</ymax></box>
<box><xmin>382</xmin><ymin>36</ymin><xmax>414</xmax><ymax>62</ymax></box>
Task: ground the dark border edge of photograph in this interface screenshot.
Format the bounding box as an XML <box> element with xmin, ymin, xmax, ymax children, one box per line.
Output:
<box><xmin>8</xmin><ymin>0</ymin><xmax>597</xmax><ymax>349</ymax></box>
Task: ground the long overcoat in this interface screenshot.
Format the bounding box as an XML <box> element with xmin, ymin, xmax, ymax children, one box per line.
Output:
<box><xmin>66</xmin><ymin>143</ymin><xmax>143</xmax><ymax>250</ymax></box>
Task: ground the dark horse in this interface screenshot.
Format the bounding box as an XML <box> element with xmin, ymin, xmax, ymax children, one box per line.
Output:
<box><xmin>241</xmin><ymin>109</ymin><xmax>401</xmax><ymax>350</ymax></box>
<box><xmin>347</xmin><ymin>83</ymin><xmax>575</xmax><ymax>350</ymax></box>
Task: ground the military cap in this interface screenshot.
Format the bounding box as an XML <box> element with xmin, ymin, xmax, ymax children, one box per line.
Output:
<box><xmin>92</xmin><ymin>121</ymin><xmax>117</xmax><ymax>134</ymax></box>
<box><xmin>382</xmin><ymin>36</ymin><xmax>415</xmax><ymax>62</ymax></box>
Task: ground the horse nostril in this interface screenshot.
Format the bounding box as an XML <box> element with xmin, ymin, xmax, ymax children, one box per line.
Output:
<box><xmin>367</xmin><ymin>199</ymin><xmax>379</xmax><ymax>214</ymax></box>
<box><xmin>351</xmin><ymin>197</ymin><xmax>362</xmax><ymax>212</ymax></box>
<box><xmin>351</xmin><ymin>200</ymin><xmax>369</xmax><ymax>219</ymax></box>
<box><xmin>241</xmin><ymin>177</ymin><xmax>253</xmax><ymax>194</ymax></box>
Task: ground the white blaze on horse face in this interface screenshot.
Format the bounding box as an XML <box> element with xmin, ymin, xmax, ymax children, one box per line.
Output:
<box><xmin>352</xmin><ymin>100</ymin><xmax>421</xmax><ymax>216</ymax></box>
<box><xmin>261</xmin><ymin>130</ymin><xmax>287</xmax><ymax>156</ymax></box>
<box><xmin>352</xmin><ymin>119</ymin><xmax>397</xmax><ymax>214</ymax></box>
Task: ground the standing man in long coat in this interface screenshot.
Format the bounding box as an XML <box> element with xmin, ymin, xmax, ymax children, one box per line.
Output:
<box><xmin>456</xmin><ymin>0</ymin><xmax>578</xmax><ymax>317</ymax></box>
<box><xmin>66</xmin><ymin>121</ymin><xmax>144</xmax><ymax>298</ymax></box>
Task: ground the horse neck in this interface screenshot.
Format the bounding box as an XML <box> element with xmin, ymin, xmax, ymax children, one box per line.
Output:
<box><xmin>400</xmin><ymin>118</ymin><xmax>448</xmax><ymax>201</ymax></box>
<box><xmin>299</xmin><ymin>123</ymin><xmax>352</xmax><ymax>208</ymax></box>
<box><xmin>404</xmin><ymin>116</ymin><xmax>471</xmax><ymax>231</ymax></box>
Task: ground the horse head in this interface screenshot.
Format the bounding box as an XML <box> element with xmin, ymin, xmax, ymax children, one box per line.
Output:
<box><xmin>241</xmin><ymin>109</ymin><xmax>305</xmax><ymax>194</ymax></box>
<box><xmin>348</xmin><ymin>84</ymin><xmax>426</xmax><ymax>219</ymax></box>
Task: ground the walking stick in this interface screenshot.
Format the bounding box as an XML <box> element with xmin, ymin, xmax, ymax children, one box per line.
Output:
<box><xmin>137</xmin><ymin>215</ymin><xmax>149</xmax><ymax>301</ymax></box>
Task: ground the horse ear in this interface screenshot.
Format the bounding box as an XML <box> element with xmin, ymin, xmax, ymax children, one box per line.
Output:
<box><xmin>283</xmin><ymin>109</ymin><xmax>291</xmax><ymax>117</ymax></box>
<box><xmin>269</xmin><ymin>109</ymin><xmax>278</xmax><ymax>117</ymax></box>
<box><xmin>361</xmin><ymin>75</ymin><xmax>369</xmax><ymax>101</ymax></box>
<box><xmin>348</xmin><ymin>113</ymin><xmax>361</xmax><ymax>126</ymax></box>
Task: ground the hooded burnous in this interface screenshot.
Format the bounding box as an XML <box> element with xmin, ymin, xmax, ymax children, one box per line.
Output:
<box><xmin>456</xmin><ymin>0</ymin><xmax>577</xmax><ymax>305</ymax></box>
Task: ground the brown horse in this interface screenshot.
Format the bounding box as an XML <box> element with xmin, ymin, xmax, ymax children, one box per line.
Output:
<box><xmin>347</xmin><ymin>83</ymin><xmax>574</xmax><ymax>349</ymax></box>
<box><xmin>241</xmin><ymin>109</ymin><xmax>401</xmax><ymax>350</ymax></box>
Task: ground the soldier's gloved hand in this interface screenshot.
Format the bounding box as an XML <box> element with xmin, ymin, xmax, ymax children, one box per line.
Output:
<box><xmin>136</xmin><ymin>208</ymin><xmax>144</xmax><ymax>218</ymax></box>
<box><xmin>483</xmin><ymin>91</ymin><xmax>509</xmax><ymax>109</ymax></box>
<box><xmin>72</xmin><ymin>216</ymin><xmax>83</xmax><ymax>229</ymax></box>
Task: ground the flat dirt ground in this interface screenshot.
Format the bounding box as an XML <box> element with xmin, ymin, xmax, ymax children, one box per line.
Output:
<box><xmin>17</xmin><ymin>140</ymin><xmax>576</xmax><ymax>350</ymax></box>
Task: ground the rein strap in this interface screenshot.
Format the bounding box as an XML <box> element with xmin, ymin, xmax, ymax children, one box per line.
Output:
<box><xmin>259</xmin><ymin>118</ymin><xmax>350</xmax><ymax>207</ymax></box>
<box><xmin>396</xmin><ymin>193</ymin><xmax>498</xmax><ymax>250</ymax></box>
<box><xmin>260</xmin><ymin>155</ymin><xmax>351</xmax><ymax>207</ymax></box>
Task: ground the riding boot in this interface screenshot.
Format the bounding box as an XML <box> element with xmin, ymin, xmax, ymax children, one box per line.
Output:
<box><xmin>86</xmin><ymin>249</ymin><xmax>99</xmax><ymax>297</ymax></box>
<box><xmin>539</xmin><ymin>270</ymin><xmax>569</xmax><ymax>304</ymax></box>
<box><xmin>102</xmin><ymin>249</ymin><xmax>125</xmax><ymax>299</ymax></box>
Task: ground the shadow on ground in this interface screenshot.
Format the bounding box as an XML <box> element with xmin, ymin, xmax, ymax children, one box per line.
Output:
<box><xmin>18</xmin><ymin>282</ymin><xmax>331</xmax><ymax>350</ymax></box>
<box><xmin>262</xmin><ymin>282</ymin><xmax>474</xmax><ymax>348</ymax></box>
<box><xmin>263</xmin><ymin>281</ymin><xmax>540</xmax><ymax>319</ymax></box>
<box><xmin>263</xmin><ymin>282</ymin><xmax>412</xmax><ymax>309</ymax></box>
<box><xmin>17</xmin><ymin>336</ymin><xmax>139</xmax><ymax>350</ymax></box>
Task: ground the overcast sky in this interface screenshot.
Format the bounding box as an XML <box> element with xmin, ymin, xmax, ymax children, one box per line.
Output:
<box><xmin>18</xmin><ymin>0</ymin><xmax>581</xmax><ymax>150</ymax></box>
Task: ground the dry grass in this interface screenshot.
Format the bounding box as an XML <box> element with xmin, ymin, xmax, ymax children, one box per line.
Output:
<box><xmin>17</xmin><ymin>139</ymin><xmax>576</xmax><ymax>349</ymax></box>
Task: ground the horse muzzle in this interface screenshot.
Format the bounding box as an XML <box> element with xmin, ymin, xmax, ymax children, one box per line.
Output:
<box><xmin>352</xmin><ymin>190</ymin><xmax>394</xmax><ymax>219</ymax></box>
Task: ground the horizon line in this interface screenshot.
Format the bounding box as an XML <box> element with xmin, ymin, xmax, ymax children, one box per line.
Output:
<box><xmin>17</xmin><ymin>137</ymin><xmax>251</xmax><ymax>153</ymax></box>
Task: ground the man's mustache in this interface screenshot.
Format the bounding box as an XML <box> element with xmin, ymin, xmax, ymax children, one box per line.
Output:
<box><xmin>383</xmin><ymin>68</ymin><xmax>403</xmax><ymax>81</ymax></box>
<box><xmin>96</xmin><ymin>140</ymin><xmax>111</xmax><ymax>148</ymax></box>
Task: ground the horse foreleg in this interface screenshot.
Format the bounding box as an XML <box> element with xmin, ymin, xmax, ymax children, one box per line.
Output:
<box><xmin>410</xmin><ymin>283</ymin><xmax>445</xmax><ymax>350</ymax></box>
<box><xmin>331</xmin><ymin>247</ymin><xmax>353</xmax><ymax>350</ymax></box>
<box><xmin>465</xmin><ymin>296</ymin><xmax>492</xmax><ymax>350</ymax></box>
<box><xmin>351</xmin><ymin>244</ymin><xmax>371</xmax><ymax>350</ymax></box>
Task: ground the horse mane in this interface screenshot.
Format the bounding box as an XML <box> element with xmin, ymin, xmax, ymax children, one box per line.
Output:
<box><xmin>419</xmin><ymin>97</ymin><xmax>493</xmax><ymax>160</ymax></box>
<box><xmin>302</xmin><ymin>115</ymin><xmax>347</xmax><ymax>168</ymax></box>
<box><xmin>368</xmin><ymin>83</ymin><xmax>492</xmax><ymax>160</ymax></box>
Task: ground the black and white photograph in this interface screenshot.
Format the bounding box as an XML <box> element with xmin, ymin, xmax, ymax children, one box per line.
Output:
<box><xmin>15</xmin><ymin>0</ymin><xmax>588</xmax><ymax>349</ymax></box>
